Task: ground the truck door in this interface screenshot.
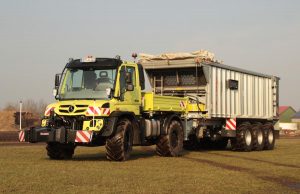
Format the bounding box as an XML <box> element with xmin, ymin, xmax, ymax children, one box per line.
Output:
<box><xmin>117</xmin><ymin>65</ymin><xmax>141</xmax><ymax>115</ymax></box>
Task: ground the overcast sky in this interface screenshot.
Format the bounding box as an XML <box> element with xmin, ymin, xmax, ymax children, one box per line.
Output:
<box><xmin>0</xmin><ymin>0</ymin><xmax>299</xmax><ymax>110</ymax></box>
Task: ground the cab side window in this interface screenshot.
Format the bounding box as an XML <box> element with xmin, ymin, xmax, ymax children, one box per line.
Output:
<box><xmin>126</xmin><ymin>67</ymin><xmax>136</xmax><ymax>86</ymax></box>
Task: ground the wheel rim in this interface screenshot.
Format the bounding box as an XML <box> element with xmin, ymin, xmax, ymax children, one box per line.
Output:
<box><xmin>245</xmin><ymin>129</ymin><xmax>252</xmax><ymax>146</ymax></box>
<box><xmin>268</xmin><ymin>130</ymin><xmax>274</xmax><ymax>144</ymax></box>
<box><xmin>171</xmin><ymin>130</ymin><xmax>178</xmax><ymax>148</ymax></box>
<box><xmin>257</xmin><ymin>130</ymin><xmax>263</xmax><ymax>145</ymax></box>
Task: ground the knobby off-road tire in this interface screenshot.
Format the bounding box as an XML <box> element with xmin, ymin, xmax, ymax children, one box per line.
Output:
<box><xmin>252</xmin><ymin>123</ymin><xmax>265</xmax><ymax>151</ymax></box>
<box><xmin>156</xmin><ymin>120</ymin><xmax>183</xmax><ymax>157</ymax></box>
<box><xmin>231</xmin><ymin>122</ymin><xmax>253</xmax><ymax>151</ymax></box>
<box><xmin>46</xmin><ymin>143</ymin><xmax>75</xmax><ymax>160</ymax></box>
<box><xmin>263</xmin><ymin>123</ymin><xmax>275</xmax><ymax>150</ymax></box>
<box><xmin>105</xmin><ymin>118</ymin><xmax>133</xmax><ymax>161</ymax></box>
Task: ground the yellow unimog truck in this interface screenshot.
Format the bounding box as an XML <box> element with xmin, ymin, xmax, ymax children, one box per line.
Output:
<box><xmin>20</xmin><ymin>56</ymin><xmax>190</xmax><ymax>161</ymax></box>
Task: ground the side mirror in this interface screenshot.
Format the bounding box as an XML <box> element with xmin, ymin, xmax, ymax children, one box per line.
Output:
<box><xmin>126</xmin><ymin>72</ymin><xmax>132</xmax><ymax>84</ymax></box>
<box><xmin>126</xmin><ymin>84</ymin><xmax>134</xmax><ymax>91</ymax></box>
<box><xmin>55</xmin><ymin>74</ymin><xmax>61</xmax><ymax>88</ymax></box>
<box><xmin>53</xmin><ymin>88</ymin><xmax>58</xmax><ymax>97</ymax></box>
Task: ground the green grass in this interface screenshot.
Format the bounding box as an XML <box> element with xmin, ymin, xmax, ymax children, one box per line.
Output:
<box><xmin>0</xmin><ymin>139</ymin><xmax>300</xmax><ymax>194</ymax></box>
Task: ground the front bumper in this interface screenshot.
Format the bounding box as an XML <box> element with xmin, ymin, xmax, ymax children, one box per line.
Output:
<box><xmin>20</xmin><ymin>127</ymin><xmax>93</xmax><ymax>143</ymax></box>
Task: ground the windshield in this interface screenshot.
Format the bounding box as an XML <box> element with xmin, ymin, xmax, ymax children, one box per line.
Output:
<box><xmin>58</xmin><ymin>67</ymin><xmax>117</xmax><ymax>100</ymax></box>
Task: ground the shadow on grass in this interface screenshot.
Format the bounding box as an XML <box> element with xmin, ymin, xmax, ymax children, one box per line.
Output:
<box><xmin>70</xmin><ymin>146</ymin><xmax>191</xmax><ymax>162</ymax></box>
<box><xmin>71</xmin><ymin>147</ymin><xmax>158</xmax><ymax>162</ymax></box>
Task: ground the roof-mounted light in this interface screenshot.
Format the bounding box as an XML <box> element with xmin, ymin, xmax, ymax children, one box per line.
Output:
<box><xmin>81</xmin><ymin>56</ymin><xmax>96</xmax><ymax>63</ymax></box>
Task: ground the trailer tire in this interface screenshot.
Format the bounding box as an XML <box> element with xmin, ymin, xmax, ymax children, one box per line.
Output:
<box><xmin>105</xmin><ymin>118</ymin><xmax>133</xmax><ymax>161</ymax></box>
<box><xmin>231</xmin><ymin>122</ymin><xmax>253</xmax><ymax>151</ymax></box>
<box><xmin>263</xmin><ymin>123</ymin><xmax>275</xmax><ymax>150</ymax></box>
<box><xmin>156</xmin><ymin>120</ymin><xmax>183</xmax><ymax>157</ymax></box>
<box><xmin>252</xmin><ymin>123</ymin><xmax>264</xmax><ymax>151</ymax></box>
<box><xmin>46</xmin><ymin>143</ymin><xmax>75</xmax><ymax>160</ymax></box>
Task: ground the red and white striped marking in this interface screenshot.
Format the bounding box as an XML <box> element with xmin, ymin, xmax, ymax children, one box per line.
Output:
<box><xmin>86</xmin><ymin>106</ymin><xmax>101</xmax><ymax>116</ymax></box>
<box><xmin>225</xmin><ymin>118</ymin><xmax>236</xmax><ymax>130</ymax></box>
<box><xmin>75</xmin><ymin>131</ymin><xmax>93</xmax><ymax>143</ymax></box>
<box><xmin>86</xmin><ymin>106</ymin><xmax>110</xmax><ymax>116</ymax></box>
<box><xmin>179</xmin><ymin>101</ymin><xmax>186</xmax><ymax>108</ymax></box>
<box><xmin>45</xmin><ymin>107</ymin><xmax>54</xmax><ymax>116</ymax></box>
<box><xmin>19</xmin><ymin>131</ymin><xmax>25</xmax><ymax>142</ymax></box>
<box><xmin>101</xmin><ymin>108</ymin><xmax>110</xmax><ymax>115</ymax></box>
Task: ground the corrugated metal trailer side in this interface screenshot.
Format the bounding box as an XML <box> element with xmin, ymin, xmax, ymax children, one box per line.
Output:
<box><xmin>140</xmin><ymin>59</ymin><xmax>279</xmax><ymax>120</ymax></box>
<box><xmin>140</xmin><ymin>56</ymin><xmax>279</xmax><ymax>152</ymax></box>
<box><xmin>207</xmin><ymin>64</ymin><xmax>279</xmax><ymax>120</ymax></box>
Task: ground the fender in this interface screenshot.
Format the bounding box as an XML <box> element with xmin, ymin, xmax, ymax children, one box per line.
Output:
<box><xmin>100</xmin><ymin>111</ymin><xmax>138</xmax><ymax>137</ymax></box>
<box><xmin>161</xmin><ymin>113</ymin><xmax>183</xmax><ymax>135</ymax></box>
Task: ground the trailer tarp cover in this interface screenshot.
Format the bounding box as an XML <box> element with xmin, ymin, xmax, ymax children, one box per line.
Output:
<box><xmin>139</xmin><ymin>50</ymin><xmax>215</xmax><ymax>62</ymax></box>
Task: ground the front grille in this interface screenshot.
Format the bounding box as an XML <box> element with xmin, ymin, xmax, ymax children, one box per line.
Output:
<box><xmin>59</xmin><ymin>104</ymin><xmax>89</xmax><ymax>114</ymax></box>
<box><xmin>76</xmin><ymin>105</ymin><xmax>88</xmax><ymax>108</ymax></box>
<box><xmin>75</xmin><ymin>109</ymin><xmax>86</xmax><ymax>113</ymax></box>
<box><xmin>60</xmin><ymin>105</ymin><xmax>70</xmax><ymax>108</ymax></box>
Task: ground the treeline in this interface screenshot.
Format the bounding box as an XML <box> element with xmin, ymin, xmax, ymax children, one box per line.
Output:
<box><xmin>2</xmin><ymin>99</ymin><xmax>48</xmax><ymax>116</ymax></box>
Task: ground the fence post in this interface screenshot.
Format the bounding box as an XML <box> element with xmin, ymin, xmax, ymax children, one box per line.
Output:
<box><xmin>19</xmin><ymin>101</ymin><xmax>22</xmax><ymax>130</ymax></box>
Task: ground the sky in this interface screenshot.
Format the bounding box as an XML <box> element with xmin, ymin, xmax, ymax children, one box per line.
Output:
<box><xmin>0</xmin><ymin>0</ymin><xmax>299</xmax><ymax>110</ymax></box>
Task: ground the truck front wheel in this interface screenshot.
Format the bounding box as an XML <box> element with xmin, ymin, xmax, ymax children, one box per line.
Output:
<box><xmin>46</xmin><ymin>143</ymin><xmax>75</xmax><ymax>160</ymax></box>
<box><xmin>156</xmin><ymin>120</ymin><xmax>183</xmax><ymax>157</ymax></box>
<box><xmin>105</xmin><ymin>118</ymin><xmax>133</xmax><ymax>161</ymax></box>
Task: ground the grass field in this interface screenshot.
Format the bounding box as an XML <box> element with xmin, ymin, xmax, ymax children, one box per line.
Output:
<box><xmin>0</xmin><ymin>139</ymin><xmax>299</xmax><ymax>194</ymax></box>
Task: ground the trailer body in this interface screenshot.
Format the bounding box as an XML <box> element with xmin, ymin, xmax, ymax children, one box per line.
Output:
<box><xmin>141</xmin><ymin>58</ymin><xmax>279</xmax><ymax>120</ymax></box>
<box><xmin>140</xmin><ymin>53</ymin><xmax>279</xmax><ymax>151</ymax></box>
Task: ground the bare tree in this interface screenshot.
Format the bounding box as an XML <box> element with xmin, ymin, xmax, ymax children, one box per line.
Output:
<box><xmin>3</xmin><ymin>99</ymin><xmax>48</xmax><ymax>116</ymax></box>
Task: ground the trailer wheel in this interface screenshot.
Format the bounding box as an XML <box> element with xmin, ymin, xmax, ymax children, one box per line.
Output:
<box><xmin>231</xmin><ymin>122</ymin><xmax>253</xmax><ymax>151</ymax></box>
<box><xmin>252</xmin><ymin>123</ymin><xmax>264</xmax><ymax>151</ymax></box>
<box><xmin>105</xmin><ymin>118</ymin><xmax>133</xmax><ymax>161</ymax></box>
<box><xmin>156</xmin><ymin>120</ymin><xmax>183</xmax><ymax>157</ymax></box>
<box><xmin>46</xmin><ymin>143</ymin><xmax>75</xmax><ymax>160</ymax></box>
<box><xmin>263</xmin><ymin>123</ymin><xmax>275</xmax><ymax>150</ymax></box>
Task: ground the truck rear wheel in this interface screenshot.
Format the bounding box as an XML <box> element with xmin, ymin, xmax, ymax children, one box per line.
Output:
<box><xmin>252</xmin><ymin>123</ymin><xmax>265</xmax><ymax>151</ymax></box>
<box><xmin>46</xmin><ymin>143</ymin><xmax>75</xmax><ymax>160</ymax></box>
<box><xmin>156</xmin><ymin>120</ymin><xmax>183</xmax><ymax>157</ymax></box>
<box><xmin>263</xmin><ymin>123</ymin><xmax>275</xmax><ymax>150</ymax></box>
<box><xmin>105</xmin><ymin>118</ymin><xmax>133</xmax><ymax>161</ymax></box>
<box><xmin>231</xmin><ymin>122</ymin><xmax>253</xmax><ymax>151</ymax></box>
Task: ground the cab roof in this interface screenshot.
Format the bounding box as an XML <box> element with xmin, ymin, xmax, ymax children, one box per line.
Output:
<box><xmin>66</xmin><ymin>58</ymin><xmax>123</xmax><ymax>69</ymax></box>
